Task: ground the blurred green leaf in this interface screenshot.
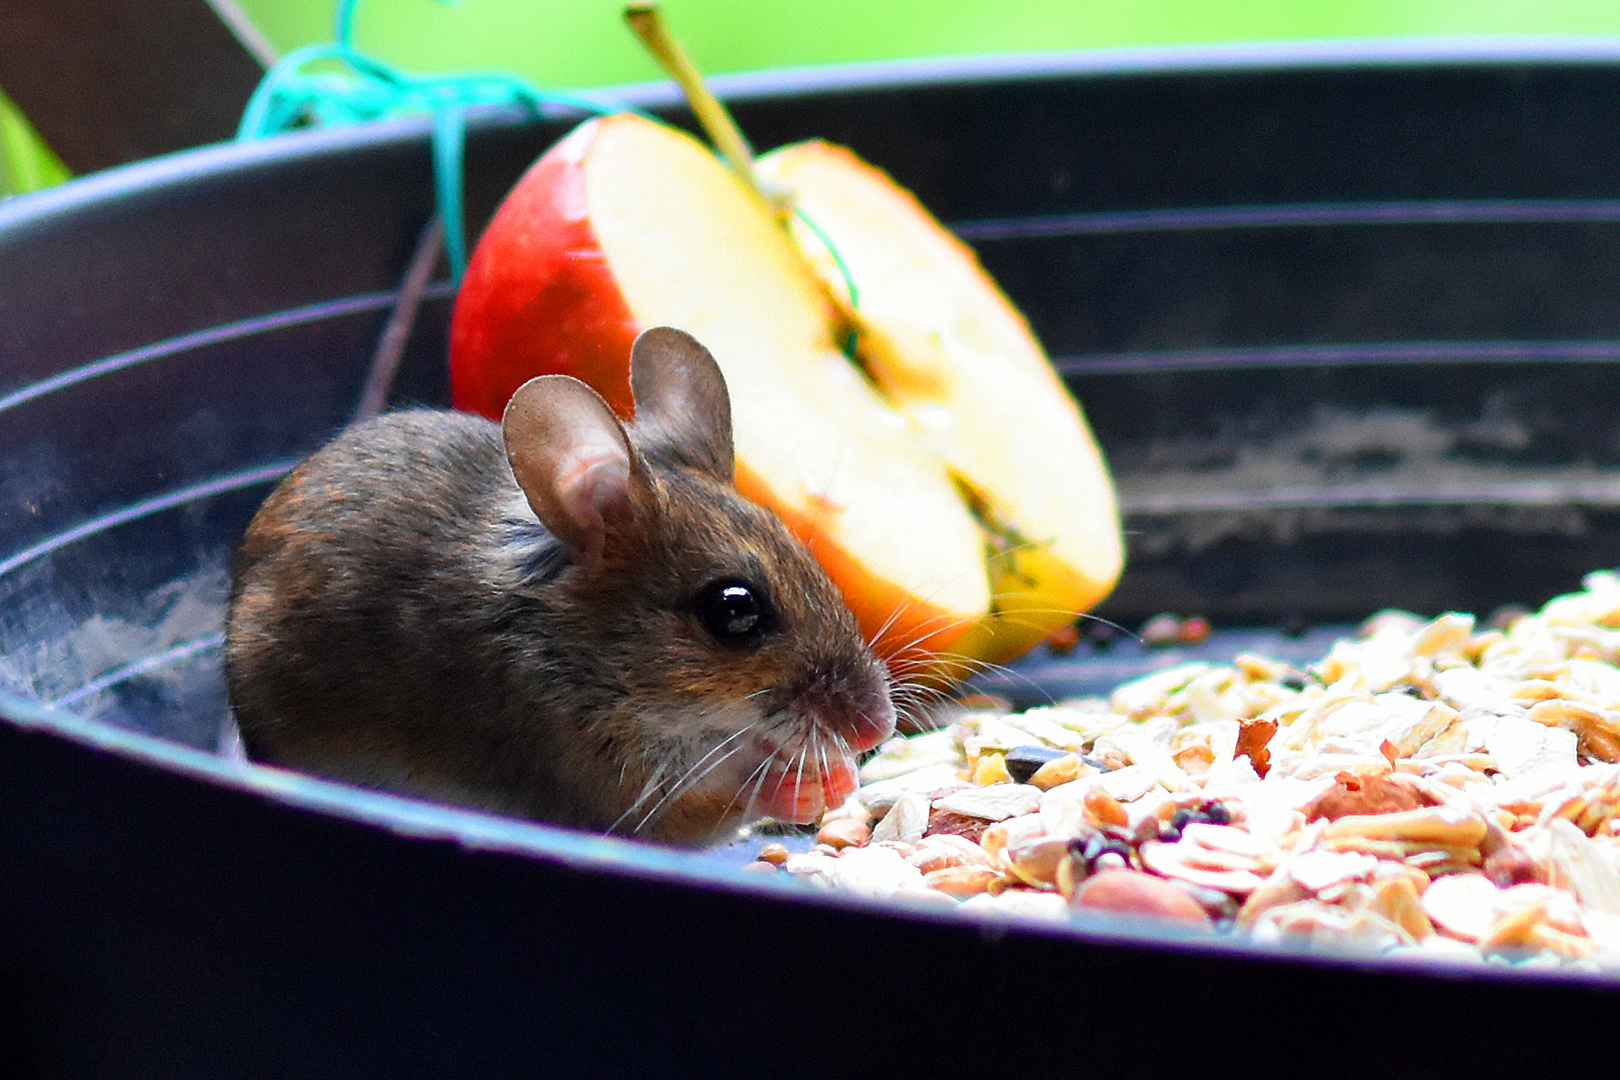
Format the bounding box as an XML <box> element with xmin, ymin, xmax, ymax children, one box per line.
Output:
<box><xmin>0</xmin><ymin>87</ymin><xmax>70</xmax><ymax>197</ymax></box>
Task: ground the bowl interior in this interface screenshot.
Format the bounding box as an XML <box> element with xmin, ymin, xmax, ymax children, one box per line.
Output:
<box><xmin>9</xmin><ymin>51</ymin><xmax>1620</xmax><ymax>749</ymax></box>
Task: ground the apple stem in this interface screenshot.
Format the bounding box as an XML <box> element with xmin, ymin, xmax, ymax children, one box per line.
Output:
<box><xmin>623</xmin><ymin>3</ymin><xmax>786</xmax><ymax>218</ymax></box>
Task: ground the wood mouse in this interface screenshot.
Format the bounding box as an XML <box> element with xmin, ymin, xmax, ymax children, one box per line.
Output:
<box><xmin>224</xmin><ymin>326</ymin><xmax>897</xmax><ymax>845</ymax></box>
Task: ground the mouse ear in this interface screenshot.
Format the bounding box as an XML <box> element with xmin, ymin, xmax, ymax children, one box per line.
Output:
<box><xmin>627</xmin><ymin>326</ymin><xmax>735</xmax><ymax>479</ymax></box>
<box><xmin>503</xmin><ymin>374</ymin><xmax>646</xmax><ymax>564</ymax></box>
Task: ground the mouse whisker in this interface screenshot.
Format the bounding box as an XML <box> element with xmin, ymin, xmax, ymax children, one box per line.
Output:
<box><xmin>623</xmin><ymin>718</ymin><xmax>762</xmax><ymax>835</ymax></box>
<box><xmin>610</xmin><ymin>757</ymin><xmax>676</xmax><ymax>835</ymax></box>
<box><xmin>929</xmin><ymin>646</ymin><xmax>1057</xmax><ymax>705</ymax></box>
<box><xmin>862</xmin><ymin>544</ymin><xmax>1033</xmax><ymax>656</ymax></box>
<box><xmin>707</xmin><ymin>731</ymin><xmax>780</xmax><ymax>833</ymax></box>
<box><xmin>815</xmin><ymin>736</ymin><xmax>835</xmax><ymax>804</ymax></box>
<box><xmin>752</xmin><ymin>746</ymin><xmax>781</xmax><ymax>813</ymax></box>
<box><xmin>865</xmin><ymin>599</ymin><xmax>962</xmax><ymax>660</ymax></box>
<box><xmin>865</xmin><ymin>600</ymin><xmax>912</xmax><ymax>654</ymax></box>
<box><xmin>790</xmin><ymin>739</ymin><xmax>810</xmax><ymax>808</ymax></box>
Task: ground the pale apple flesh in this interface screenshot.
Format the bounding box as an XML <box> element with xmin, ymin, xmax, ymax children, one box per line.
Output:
<box><xmin>756</xmin><ymin>142</ymin><xmax>1125</xmax><ymax>664</ymax></box>
<box><xmin>450</xmin><ymin>114</ymin><xmax>993</xmax><ymax>668</ymax></box>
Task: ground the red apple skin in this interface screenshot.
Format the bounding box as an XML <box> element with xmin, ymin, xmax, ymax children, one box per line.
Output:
<box><xmin>450</xmin><ymin>123</ymin><xmax>639</xmax><ymax>421</ymax></box>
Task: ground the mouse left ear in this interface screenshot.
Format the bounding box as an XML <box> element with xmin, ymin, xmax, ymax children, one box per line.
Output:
<box><xmin>503</xmin><ymin>374</ymin><xmax>650</xmax><ymax>565</ymax></box>
<box><xmin>627</xmin><ymin>326</ymin><xmax>735</xmax><ymax>480</ymax></box>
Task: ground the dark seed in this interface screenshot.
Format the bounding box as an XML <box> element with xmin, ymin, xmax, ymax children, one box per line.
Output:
<box><xmin>1084</xmin><ymin>621</ymin><xmax>1118</xmax><ymax>651</ymax></box>
<box><xmin>1092</xmin><ymin>839</ymin><xmax>1134</xmax><ymax>870</ymax></box>
<box><xmin>1080</xmin><ymin>833</ymin><xmax>1133</xmax><ymax>869</ymax></box>
<box><xmin>1004</xmin><ymin>744</ymin><xmax>1069</xmax><ymax>784</ymax></box>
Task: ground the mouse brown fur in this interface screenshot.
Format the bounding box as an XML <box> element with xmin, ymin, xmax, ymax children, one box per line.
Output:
<box><xmin>225</xmin><ymin>327</ymin><xmax>895</xmax><ymax>845</ymax></box>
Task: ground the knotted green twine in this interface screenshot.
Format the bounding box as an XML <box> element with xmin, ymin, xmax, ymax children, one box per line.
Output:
<box><xmin>235</xmin><ymin>0</ymin><xmax>862</xmax><ymax>358</ymax></box>
<box><xmin>235</xmin><ymin>0</ymin><xmax>629</xmax><ymax>284</ymax></box>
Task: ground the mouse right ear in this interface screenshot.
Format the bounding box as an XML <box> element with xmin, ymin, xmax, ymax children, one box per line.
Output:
<box><xmin>503</xmin><ymin>375</ymin><xmax>646</xmax><ymax>565</ymax></box>
<box><xmin>628</xmin><ymin>326</ymin><xmax>735</xmax><ymax>480</ymax></box>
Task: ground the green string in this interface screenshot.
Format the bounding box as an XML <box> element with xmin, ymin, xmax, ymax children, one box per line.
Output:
<box><xmin>235</xmin><ymin>0</ymin><xmax>633</xmax><ymax>283</ymax></box>
<box><xmin>789</xmin><ymin>206</ymin><xmax>862</xmax><ymax>360</ymax></box>
<box><xmin>234</xmin><ymin>0</ymin><xmax>864</xmax><ymax>342</ymax></box>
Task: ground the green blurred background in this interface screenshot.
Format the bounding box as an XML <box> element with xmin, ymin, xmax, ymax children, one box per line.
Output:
<box><xmin>235</xmin><ymin>0</ymin><xmax>1620</xmax><ymax>87</ymax></box>
<box><xmin>7</xmin><ymin>0</ymin><xmax>1620</xmax><ymax>196</ymax></box>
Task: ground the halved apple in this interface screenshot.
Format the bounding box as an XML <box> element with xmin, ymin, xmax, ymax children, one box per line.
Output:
<box><xmin>755</xmin><ymin>142</ymin><xmax>1124</xmax><ymax>663</ymax></box>
<box><xmin>450</xmin><ymin>112</ymin><xmax>992</xmax><ymax>668</ymax></box>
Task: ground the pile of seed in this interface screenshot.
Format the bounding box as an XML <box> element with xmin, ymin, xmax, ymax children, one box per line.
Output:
<box><xmin>751</xmin><ymin>571</ymin><xmax>1620</xmax><ymax>970</ymax></box>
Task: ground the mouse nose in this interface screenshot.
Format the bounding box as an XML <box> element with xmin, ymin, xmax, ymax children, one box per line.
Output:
<box><xmin>795</xmin><ymin>657</ymin><xmax>896</xmax><ymax>752</ymax></box>
<box><xmin>845</xmin><ymin>696</ymin><xmax>897</xmax><ymax>753</ymax></box>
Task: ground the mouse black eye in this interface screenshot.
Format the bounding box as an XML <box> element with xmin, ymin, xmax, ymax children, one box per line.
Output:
<box><xmin>693</xmin><ymin>579</ymin><xmax>777</xmax><ymax>647</ymax></box>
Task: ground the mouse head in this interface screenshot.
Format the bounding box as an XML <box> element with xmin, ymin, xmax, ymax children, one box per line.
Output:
<box><xmin>499</xmin><ymin>327</ymin><xmax>895</xmax><ymax>843</ymax></box>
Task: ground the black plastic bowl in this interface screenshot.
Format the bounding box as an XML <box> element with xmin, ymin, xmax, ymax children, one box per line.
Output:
<box><xmin>4</xmin><ymin>40</ymin><xmax>1620</xmax><ymax>1078</ymax></box>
